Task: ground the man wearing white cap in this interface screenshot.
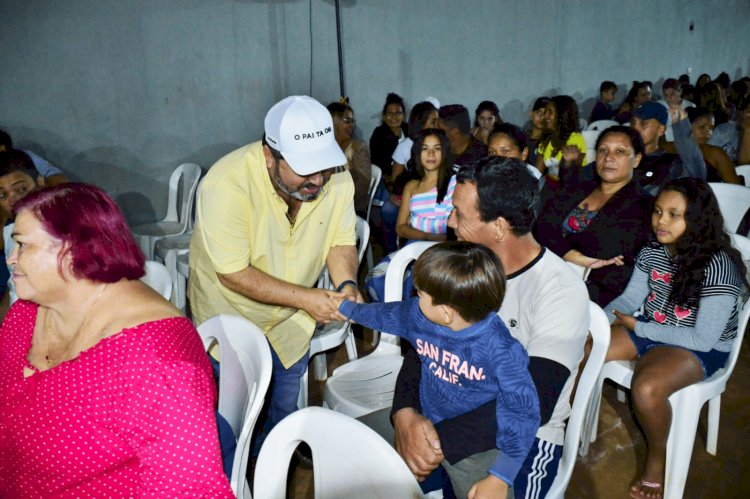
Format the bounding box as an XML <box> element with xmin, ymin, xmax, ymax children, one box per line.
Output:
<box><xmin>189</xmin><ymin>95</ymin><xmax>361</xmax><ymax>445</ymax></box>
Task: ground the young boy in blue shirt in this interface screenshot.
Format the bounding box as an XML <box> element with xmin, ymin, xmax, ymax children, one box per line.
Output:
<box><xmin>334</xmin><ymin>241</ymin><xmax>540</xmax><ymax>498</ymax></box>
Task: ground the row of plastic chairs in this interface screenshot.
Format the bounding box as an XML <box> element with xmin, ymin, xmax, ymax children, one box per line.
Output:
<box><xmin>195</xmin><ymin>313</ymin><xmax>420</xmax><ymax>499</ymax></box>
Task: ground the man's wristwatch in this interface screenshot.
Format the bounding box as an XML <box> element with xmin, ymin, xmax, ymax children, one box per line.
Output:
<box><xmin>336</xmin><ymin>279</ymin><xmax>358</xmax><ymax>293</ymax></box>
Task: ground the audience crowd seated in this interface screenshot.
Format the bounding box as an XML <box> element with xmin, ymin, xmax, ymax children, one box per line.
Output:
<box><xmin>327</xmin><ymin>100</ymin><xmax>373</xmax><ymax>216</ymax></box>
<box><xmin>0</xmin><ymin>149</ymin><xmax>53</xmax><ymax>320</ymax></box>
<box><xmin>470</xmin><ymin>100</ymin><xmax>503</xmax><ymax>145</ymax></box>
<box><xmin>524</xmin><ymin>96</ymin><xmax>550</xmax><ymax>166</ymax></box>
<box><xmin>369</xmin><ymin>92</ymin><xmax>408</xmax><ymax>175</ymax></box>
<box><xmin>589</xmin><ymin>80</ymin><xmax>618</xmax><ymax>123</ymax></box>
<box><xmin>438</xmin><ymin>104</ymin><xmax>488</xmax><ymax>171</ymax></box>
<box><xmin>616</xmin><ymin>80</ymin><xmax>653</xmax><ymax>123</ymax></box>
<box><xmin>486</xmin><ymin>122</ymin><xmax>544</xmax><ymax>189</ymax></box>
<box><xmin>3</xmin><ymin>67</ymin><xmax>750</xmax><ymax>497</ymax></box>
<box><xmin>535</xmin><ymin>95</ymin><xmax>587</xmax><ymax>184</ymax></box>
<box><xmin>377</xmin><ymin>100</ymin><xmax>440</xmax><ymax>252</ymax></box>
<box><xmin>685</xmin><ymin>106</ymin><xmax>741</xmax><ymax>184</ymax></box>
<box><xmin>0</xmin><ymin>184</ymin><xmax>233</xmax><ymax>497</ymax></box>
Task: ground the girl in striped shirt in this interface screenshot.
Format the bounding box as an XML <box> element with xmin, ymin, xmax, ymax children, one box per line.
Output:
<box><xmin>603</xmin><ymin>177</ymin><xmax>748</xmax><ymax>499</ymax></box>
<box><xmin>395</xmin><ymin>128</ymin><xmax>457</xmax><ymax>241</ymax></box>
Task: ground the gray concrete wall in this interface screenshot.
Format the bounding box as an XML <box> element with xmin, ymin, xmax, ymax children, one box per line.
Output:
<box><xmin>1</xmin><ymin>0</ymin><xmax>748</xmax><ymax>223</ymax></box>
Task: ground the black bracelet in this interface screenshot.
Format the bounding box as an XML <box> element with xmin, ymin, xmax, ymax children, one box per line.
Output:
<box><xmin>336</xmin><ymin>279</ymin><xmax>358</xmax><ymax>293</ymax></box>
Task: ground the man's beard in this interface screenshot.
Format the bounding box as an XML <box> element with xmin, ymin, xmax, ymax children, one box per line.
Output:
<box><xmin>273</xmin><ymin>165</ymin><xmax>323</xmax><ymax>202</ymax></box>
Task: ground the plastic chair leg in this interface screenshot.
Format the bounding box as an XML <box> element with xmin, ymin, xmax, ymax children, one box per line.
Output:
<box><xmin>580</xmin><ymin>377</ymin><xmax>603</xmax><ymax>457</ymax></box>
<box><xmin>664</xmin><ymin>394</ymin><xmax>700</xmax><ymax>499</ymax></box>
<box><xmin>138</xmin><ymin>235</ymin><xmax>155</xmax><ymax>260</ymax></box>
<box><xmin>616</xmin><ymin>387</ymin><xmax>627</xmax><ymax>402</ymax></box>
<box><xmin>366</xmin><ymin>244</ymin><xmax>374</xmax><ymax>272</ymax></box>
<box><xmin>176</xmin><ymin>273</ymin><xmax>187</xmax><ymax>314</ymax></box>
<box><xmin>371</xmin><ymin>330</ymin><xmax>380</xmax><ymax>347</ymax></box>
<box><xmin>312</xmin><ymin>353</ymin><xmax>328</xmax><ymax>381</ymax></box>
<box><xmin>706</xmin><ymin>395</ymin><xmax>721</xmax><ymax>455</ymax></box>
<box><xmin>297</xmin><ymin>369</ymin><xmax>309</xmax><ymax>409</ymax></box>
<box><xmin>344</xmin><ymin>331</ymin><xmax>357</xmax><ymax>361</ymax></box>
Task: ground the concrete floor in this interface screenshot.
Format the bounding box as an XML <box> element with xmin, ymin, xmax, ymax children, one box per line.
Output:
<box><xmin>285</xmin><ymin>328</ymin><xmax>750</xmax><ymax>498</ymax></box>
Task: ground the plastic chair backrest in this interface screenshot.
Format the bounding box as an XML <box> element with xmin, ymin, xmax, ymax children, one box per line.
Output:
<box><xmin>581</xmin><ymin>130</ymin><xmax>600</xmax><ymax>163</ymax></box>
<box><xmin>141</xmin><ymin>260</ymin><xmax>173</xmax><ymax>300</ymax></box>
<box><xmin>253</xmin><ymin>406</ymin><xmax>423</xmax><ymax>499</ymax></box>
<box><xmin>725</xmin><ymin>233</ymin><xmax>750</xmax><ymax>375</ymax></box>
<box><xmin>165</xmin><ymin>163</ymin><xmax>202</xmax><ymax>224</ymax></box>
<box><xmin>586</xmin><ymin>119</ymin><xmax>619</xmax><ymax>131</ymax></box>
<box><xmin>374</xmin><ymin>241</ymin><xmax>438</xmax><ymax>353</ymax></box>
<box><xmin>197</xmin><ymin>314</ymin><xmax>272</xmax><ymax>498</ymax></box>
<box><xmin>735</xmin><ymin>164</ymin><xmax>750</xmax><ymax>188</ymax></box>
<box><xmin>709</xmin><ymin>182</ymin><xmax>750</xmax><ymax>233</ymax></box>
<box><xmin>317</xmin><ymin>216</ymin><xmax>371</xmax><ymax>290</ymax></box>
<box><xmin>367</xmin><ymin>165</ymin><xmax>383</xmax><ymax>223</ymax></box>
<box><xmin>546</xmin><ymin>301</ymin><xmax>610</xmax><ymax>499</ymax></box>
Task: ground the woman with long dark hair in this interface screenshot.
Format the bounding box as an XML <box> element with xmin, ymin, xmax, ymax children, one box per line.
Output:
<box><xmin>603</xmin><ymin>177</ymin><xmax>747</xmax><ymax>499</ymax></box>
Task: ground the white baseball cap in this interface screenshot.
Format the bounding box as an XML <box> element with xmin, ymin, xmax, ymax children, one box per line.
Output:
<box><xmin>264</xmin><ymin>95</ymin><xmax>346</xmax><ymax>176</ymax></box>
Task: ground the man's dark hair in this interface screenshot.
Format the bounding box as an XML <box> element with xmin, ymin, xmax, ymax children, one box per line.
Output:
<box><xmin>412</xmin><ymin>241</ymin><xmax>506</xmax><ymax>323</ymax></box>
<box><xmin>438</xmin><ymin>104</ymin><xmax>471</xmax><ymax>136</ymax></box>
<box><xmin>0</xmin><ymin>149</ymin><xmax>36</xmax><ymax>178</ymax></box>
<box><xmin>662</xmin><ymin>78</ymin><xmax>682</xmax><ymax>92</ymax></box>
<box><xmin>456</xmin><ymin>156</ymin><xmax>540</xmax><ymax>235</ymax></box>
<box><xmin>0</xmin><ymin>129</ymin><xmax>12</xmax><ymax>149</ymax></box>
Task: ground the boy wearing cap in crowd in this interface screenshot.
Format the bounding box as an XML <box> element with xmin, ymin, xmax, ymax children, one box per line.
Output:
<box><xmin>189</xmin><ymin>95</ymin><xmax>362</xmax><ymax>449</ymax></box>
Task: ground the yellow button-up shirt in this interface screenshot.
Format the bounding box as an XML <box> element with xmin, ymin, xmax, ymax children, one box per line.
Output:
<box><xmin>189</xmin><ymin>141</ymin><xmax>356</xmax><ymax>367</ymax></box>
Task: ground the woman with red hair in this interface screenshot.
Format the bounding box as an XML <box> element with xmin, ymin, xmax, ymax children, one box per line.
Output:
<box><xmin>0</xmin><ymin>184</ymin><xmax>232</xmax><ymax>497</ymax></box>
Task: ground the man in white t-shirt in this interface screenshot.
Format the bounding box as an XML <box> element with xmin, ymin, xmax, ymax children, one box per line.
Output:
<box><xmin>363</xmin><ymin>157</ymin><xmax>589</xmax><ymax>498</ymax></box>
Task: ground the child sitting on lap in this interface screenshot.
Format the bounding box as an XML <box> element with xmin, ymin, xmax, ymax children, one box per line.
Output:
<box><xmin>334</xmin><ymin>241</ymin><xmax>540</xmax><ymax>498</ymax></box>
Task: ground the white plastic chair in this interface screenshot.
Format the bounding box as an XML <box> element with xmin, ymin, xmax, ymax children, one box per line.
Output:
<box><xmin>198</xmin><ymin>315</ymin><xmax>272</xmax><ymax>499</ymax></box>
<box><xmin>132</xmin><ymin>163</ymin><xmax>202</xmax><ymax>259</ymax></box>
<box><xmin>581</xmin><ymin>130</ymin><xmax>600</xmax><ymax>165</ymax></box>
<box><xmin>253</xmin><ymin>406</ymin><xmax>423</xmax><ymax>499</ymax></box>
<box><xmin>154</xmin><ymin>179</ymin><xmax>203</xmax><ymax>312</ymax></box>
<box><xmin>709</xmin><ymin>182</ymin><xmax>750</xmax><ymax>233</ymax></box>
<box><xmin>140</xmin><ymin>260</ymin><xmax>173</xmax><ymax>300</ymax></box>
<box><xmin>298</xmin><ymin>216</ymin><xmax>370</xmax><ymax>409</ymax></box>
<box><xmin>583</xmin><ymin>233</ymin><xmax>750</xmax><ymax>499</ymax></box>
<box><xmin>366</xmin><ymin>165</ymin><xmax>383</xmax><ymax>270</ymax></box>
<box><xmin>735</xmin><ymin>164</ymin><xmax>750</xmax><ymax>187</ymax></box>
<box><xmin>323</xmin><ymin>241</ymin><xmax>437</xmax><ymax>418</ymax></box>
<box><xmin>546</xmin><ymin>301</ymin><xmax>610</xmax><ymax>498</ymax></box>
<box><xmin>586</xmin><ymin>119</ymin><xmax>619</xmax><ymax>131</ymax></box>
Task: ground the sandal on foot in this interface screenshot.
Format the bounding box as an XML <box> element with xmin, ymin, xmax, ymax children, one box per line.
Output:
<box><xmin>629</xmin><ymin>479</ymin><xmax>662</xmax><ymax>499</ymax></box>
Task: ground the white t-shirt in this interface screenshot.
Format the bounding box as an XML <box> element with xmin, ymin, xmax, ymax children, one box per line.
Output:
<box><xmin>499</xmin><ymin>247</ymin><xmax>589</xmax><ymax>445</ymax></box>
<box><xmin>392</xmin><ymin>137</ymin><xmax>414</xmax><ymax>166</ymax></box>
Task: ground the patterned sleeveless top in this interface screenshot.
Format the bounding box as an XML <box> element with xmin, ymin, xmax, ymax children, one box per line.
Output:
<box><xmin>409</xmin><ymin>175</ymin><xmax>457</xmax><ymax>234</ymax></box>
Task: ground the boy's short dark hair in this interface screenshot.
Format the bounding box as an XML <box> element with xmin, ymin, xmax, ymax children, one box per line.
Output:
<box><xmin>599</xmin><ymin>81</ymin><xmax>617</xmax><ymax>93</ymax></box>
<box><xmin>412</xmin><ymin>241</ymin><xmax>506</xmax><ymax>323</ymax></box>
